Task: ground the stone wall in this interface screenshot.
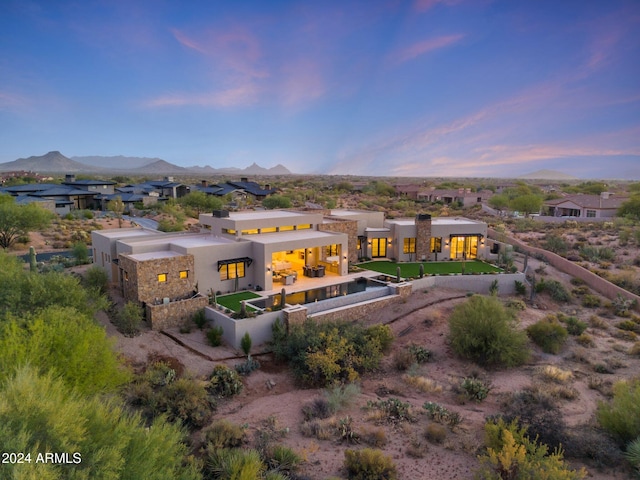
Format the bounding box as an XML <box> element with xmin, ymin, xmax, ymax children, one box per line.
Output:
<box><xmin>309</xmin><ymin>295</ymin><xmax>401</xmax><ymax>323</ymax></box>
<box><xmin>147</xmin><ymin>295</ymin><xmax>208</xmax><ymax>330</ymax></box>
<box><xmin>415</xmin><ymin>214</ymin><xmax>432</xmax><ymax>262</ymax></box>
<box><xmin>488</xmin><ymin>228</ymin><xmax>640</xmax><ymax>311</ymax></box>
<box><xmin>319</xmin><ymin>218</ymin><xmax>359</xmax><ymax>264</ymax></box>
<box><xmin>119</xmin><ymin>253</ymin><xmax>195</xmax><ymax>304</ymax></box>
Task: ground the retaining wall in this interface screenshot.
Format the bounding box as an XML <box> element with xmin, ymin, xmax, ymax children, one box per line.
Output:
<box><xmin>488</xmin><ymin>228</ymin><xmax>640</xmax><ymax>311</ymax></box>
<box><xmin>147</xmin><ymin>295</ymin><xmax>208</xmax><ymax>330</ymax></box>
<box><xmin>411</xmin><ymin>272</ymin><xmax>525</xmax><ymax>296</ymax></box>
<box><xmin>205</xmin><ymin>307</ymin><xmax>282</xmax><ymax>350</ymax></box>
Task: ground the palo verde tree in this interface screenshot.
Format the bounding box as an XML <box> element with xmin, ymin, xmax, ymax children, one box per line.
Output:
<box><xmin>107</xmin><ymin>195</ymin><xmax>125</xmax><ymax>227</ymax></box>
<box><xmin>0</xmin><ymin>195</ymin><xmax>54</xmax><ymax>249</ymax></box>
<box><xmin>178</xmin><ymin>190</ymin><xmax>223</xmax><ymax>215</ymax></box>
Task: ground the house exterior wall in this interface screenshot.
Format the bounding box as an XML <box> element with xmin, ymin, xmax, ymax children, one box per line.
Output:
<box><xmin>318</xmin><ymin>218</ymin><xmax>359</xmax><ymax>264</ymax></box>
<box><xmin>147</xmin><ymin>295</ymin><xmax>208</xmax><ymax>330</ymax></box>
<box><xmin>118</xmin><ymin>253</ymin><xmax>195</xmax><ymax>305</ymax></box>
<box><xmin>415</xmin><ymin>215</ymin><xmax>432</xmax><ymax>261</ymax></box>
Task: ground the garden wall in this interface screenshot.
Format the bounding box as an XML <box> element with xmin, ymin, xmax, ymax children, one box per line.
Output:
<box><xmin>147</xmin><ymin>295</ymin><xmax>208</xmax><ymax>330</ymax></box>
<box><xmin>488</xmin><ymin>228</ymin><xmax>640</xmax><ymax>311</ymax></box>
<box><xmin>204</xmin><ymin>307</ymin><xmax>282</xmax><ymax>350</ymax></box>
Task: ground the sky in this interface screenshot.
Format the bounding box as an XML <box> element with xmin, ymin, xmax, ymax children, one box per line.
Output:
<box><xmin>1</xmin><ymin>0</ymin><xmax>639</xmax><ymax>179</ymax></box>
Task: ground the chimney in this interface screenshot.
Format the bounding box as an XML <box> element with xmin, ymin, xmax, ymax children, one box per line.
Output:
<box><xmin>65</xmin><ymin>174</ymin><xmax>76</xmax><ymax>183</ymax></box>
<box><xmin>458</xmin><ymin>188</ymin><xmax>464</xmax><ymax>194</ymax></box>
<box><xmin>601</xmin><ymin>192</ymin><xmax>611</xmax><ymax>200</ymax></box>
<box><xmin>241</xmin><ymin>177</ymin><xmax>248</xmax><ymax>183</ymax></box>
<box><xmin>201</xmin><ymin>180</ymin><xmax>208</xmax><ymax>188</ymax></box>
<box><xmin>264</xmin><ymin>184</ymin><xmax>271</xmax><ymax>190</ymax></box>
<box><xmin>164</xmin><ymin>176</ymin><xmax>174</xmax><ymax>182</ymax></box>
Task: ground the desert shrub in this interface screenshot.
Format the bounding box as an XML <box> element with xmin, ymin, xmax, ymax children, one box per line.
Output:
<box><xmin>564</xmin><ymin>426</ymin><xmax>623</xmax><ymax>468</ymax></box>
<box><xmin>408</xmin><ymin>344</ymin><xmax>432</xmax><ymax>363</ymax></box>
<box><xmin>562</xmin><ymin>316</ymin><xmax>588</xmax><ymax>336</ymax></box>
<box><xmin>204</xmin><ymin>419</ymin><xmax>246</xmax><ymax>449</ymax></box>
<box><xmin>625</xmin><ymin>436</ymin><xmax>640</xmax><ymax>475</ymax></box>
<box><xmin>117</xmin><ymin>301</ymin><xmax>143</xmax><ymax>336</ymax></box>
<box><xmin>611</xmin><ymin>294</ymin><xmax>638</xmax><ymax>316</ymax></box>
<box><xmin>209</xmin><ymin>365</ymin><xmax>243</xmax><ymax>398</ymax></box>
<box><xmin>538</xmin><ymin>365</ymin><xmax>573</xmax><ymax>383</ymax></box>
<box><xmin>272</xmin><ymin>319</ymin><xmax>393</xmax><ymax>387</ymax></box>
<box><xmin>617</xmin><ymin>319</ymin><xmax>640</xmax><ymax>333</ymax></box>
<box><xmin>545</xmin><ymin>234</ymin><xmax>569</xmax><ymax>255</ymax></box>
<box><xmin>448</xmin><ymin>295</ymin><xmax>529</xmax><ymax>368</ymax></box>
<box><xmin>505</xmin><ymin>298</ymin><xmax>526</xmax><ymax>311</ymax></box>
<box><xmin>544</xmin><ymin>279</ymin><xmax>571</xmax><ymax>302</ymax></box>
<box><xmin>576</xmin><ymin>333</ymin><xmax>595</xmax><ymax>347</ymax></box>
<box><xmin>589</xmin><ymin>315</ymin><xmax>608</xmax><ymax>330</ymax></box>
<box><xmin>193</xmin><ymin>308</ymin><xmax>206</xmax><ymax>329</ymax></box>
<box><xmin>344</xmin><ymin>448</ymin><xmax>397</xmax><ymax>480</ymax></box>
<box><xmin>402</xmin><ymin>374</ymin><xmax>443</xmax><ymax>393</ymax></box>
<box><xmin>596</xmin><ymin>378</ymin><xmax>640</xmax><ymax>444</ymax></box>
<box><xmin>325</xmin><ymin>383</ymin><xmax>361</xmax><ymax>414</ymax></box>
<box><xmin>235</xmin><ymin>356</ymin><xmax>261</xmax><ymax>376</ymax></box>
<box><xmin>582</xmin><ymin>294</ymin><xmax>601</xmax><ymax>308</ymax></box>
<box><xmin>207</xmin><ymin>326</ymin><xmax>224</xmax><ymax>346</ymax></box>
<box><xmin>514</xmin><ymin>279</ymin><xmax>527</xmax><ymax>295</ymax></box>
<box><xmin>301</xmin><ymin>397</ymin><xmax>332</xmax><ymax>421</ymax></box>
<box><xmin>84</xmin><ymin>264</ymin><xmax>109</xmax><ymax>294</ymax></box>
<box><xmin>527</xmin><ymin>317</ymin><xmax>568</xmax><ymax>354</ymax></box>
<box><xmin>367</xmin><ymin>398</ymin><xmax>413</xmax><ymax>424</ymax></box>
<box><xmin>476</xmin><ymin>418</ymin><xmax>587</xmax><ymax>480</ymax></box>
<box><xmin>423</xmin><ymin>402</ymin><xmax>461</xmax><ymax>428</ymax></box>
<box><xmin>500</xmin><ymin>388</ymin><xmax>566</xmax><ymax>449</ymax></box>
<box><xmin>265</xmin><ymin>444</ymin><xmax>302</xmax><ymax>475</ymax></box>
<box><xmin>459</xmin><ymin>376</ymin><xmax>491</xmax><ymax>402</ymax></box>
<box><xmin>424</xmin><ymin>423</ymin><xmax>447</xmax><ymax>444</ymax></box>
<box><xmin>392</xmin><ymin>348</ymin><xmax>414</xmax><ymax>371</ymax></box>
<box><xmin>628</xmin><ymin>342</ymin><xmax>640</xmax><ymax>356</ymax></box>
<box><xmin>205</xmin><ymin>448</ymin><xmax>264</xmax><ymax>480</ymax></box>
<box><xmin>240</xmin><ymin>331</ymin><xmax>252</xmax><ymax>355</ymax></box>
<box><xmin>359</xmin><ymin>427</ymin><xmax>387</xmax><ymax>447</ymax></box>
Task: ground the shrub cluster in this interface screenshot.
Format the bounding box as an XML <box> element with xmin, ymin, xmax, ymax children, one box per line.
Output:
<box><xmin>366</xmin><ymin>398</ymin><xmax>413</xmax><ymax>424</ymax></box>
<box><xmin>344</xmin><ymin>448</ymin><xmax>397</xmax><ymax>480</ymax></box>
<box><xmin>423</xmin><ymin>401</ymin><xmax>461</xmax><ymax>428</ymax></box>
<box><xmin>209</xmin><ymin>365</ymin><xmax>243</xmax><ymax>398</ymax></box>
<box><xmin>448</xmin><ymin>295</ymin><xmax>529</xmax><ymax>368</ymax></box>
<box><xmin>459</xmin><ymin>376</ymin><xmax>491</xmax><ymax>402</ymax></box>
<box><xmin>597</xmin><ymin>378</ymin><xmax>640</xmax><ymax>445</ymax></box>
<box><xmin>527</xmin><ymin>317</ymin><xmax>568</xmax><ymax>354</ymax></box>
<box><xmin>272</xmin><ymin>318</ymin><xmax>393</xmax><ymax>387</ymax></box>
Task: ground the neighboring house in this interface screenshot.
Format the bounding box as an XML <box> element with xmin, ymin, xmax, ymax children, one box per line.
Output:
<box><xmin>417</xmin><ymin>188</ymin><xmax>491</xmax><ymax>207</ymax></box>
<box><xmin>191</xmin><ymin>178</ymin><xmax>276</xmax><ymax>201</ymax></box>
<box><xmin>0</xmin><ymin>182</ymin><xmax>98</xmax><ymax>214</ymax></box>
<box><xmin>544</xmin><ymin>193</ymin><xmax>628</xmax><ymax>219</ymax></box>
<box><xmin>92</xmin><ymin>209</ymin><xmax>493</xmax><ymax>309</ymax></box>
<box><xmin>62</xmin><ymin>175</ymin><xmax>116</xmax><ymax>195</ymax></box>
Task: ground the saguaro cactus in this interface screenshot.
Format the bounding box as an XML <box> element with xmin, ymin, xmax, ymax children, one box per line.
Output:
<box><xmin>29</xmin><ymin>246</ymin><xmax>37</xmax><ymax>272</ymax></box>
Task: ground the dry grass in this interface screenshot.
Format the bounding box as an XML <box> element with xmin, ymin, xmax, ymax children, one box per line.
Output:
<box><xmin>402</xmin><ymin>374</ymin><xmax>443</xmax><ymax>393</ymax></box>
<box><xmin>537</xmin><ymin>365</ymin><xmax>573</xmax><ymax>383</ymax></box>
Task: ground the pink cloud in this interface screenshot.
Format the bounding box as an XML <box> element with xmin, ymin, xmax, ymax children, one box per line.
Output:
<box><xmin>390</xmin><ymin>34</ymin><xmax>464</xmax><ymax>65</ymax></box>
<box><xmin>144</xmin><ymin>83</ymin><xmax>260</xmax><ymax>109</ymax></box>
<box><xmin>413</xmin><ymin>0</ymin><xmax>463</xmax><ymax>13</ymax></box>
<box><xmin>279</xmin><ymin>60</ymin><xmax>326</xmax><ymax>107</ymax></box>
<box><xmin>171</xmin><ymin>28</ymin><xmax>207</xmax><ymax>55</ymax></box>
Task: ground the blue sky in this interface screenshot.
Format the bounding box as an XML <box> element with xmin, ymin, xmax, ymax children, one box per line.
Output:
<box><xmin>1</xmin><ymin>0</ymin><xmax>639</xmax><ymax>179</ymax></box>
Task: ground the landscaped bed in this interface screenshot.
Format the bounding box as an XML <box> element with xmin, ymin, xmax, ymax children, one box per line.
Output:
<box><xmin>356</xmin><ymin>259</ymin><xmax>502</xmax><ymax>277</ymax></box>
<box><xmin>215</xmin><ymin>291</ymin><xmax>262</xmax><ymax>312</ymax></box>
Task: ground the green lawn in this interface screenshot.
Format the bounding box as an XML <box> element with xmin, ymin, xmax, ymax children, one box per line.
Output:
<box><xmin>356</xmin><ymin>260</ymin><xmax>502</xmax><ymax>277</ymax></box>
<box><xmin>216</xmin><ymin>291</ymin><xmax>262</xmax><ymax>312</ymax></box>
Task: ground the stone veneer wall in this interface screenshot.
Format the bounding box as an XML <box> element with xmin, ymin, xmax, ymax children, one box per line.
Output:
<box><xmin>119</xmin><ymin>253</ymin><xmax>195</xmax><ymax>304</ymax></box>
<box><xmin>147</xmin><ymin>295</ymin><xmax>208</xmax><ymax>330</ymax></box>
<box><xmin>415</xmin><ymin>214</ymin><xmax>432</xmax><ymax>262</ymax></box>
<box><xmin>318</xmin><ymin>218</ymin><xmax>359</xmax><ymax>264</ymax></box>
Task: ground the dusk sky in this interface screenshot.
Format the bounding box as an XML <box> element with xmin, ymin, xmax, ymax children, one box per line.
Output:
<box><xmin>1</xmin><ymin>0</ymin><xmax>639</xmax><ymax>179</ymax></box>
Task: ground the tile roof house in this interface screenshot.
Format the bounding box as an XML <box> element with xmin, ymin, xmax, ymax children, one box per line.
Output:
<box><xmin>544</xmin><ymin>192</ymin><xmax>628</xmax><ymax>218</ymax></box>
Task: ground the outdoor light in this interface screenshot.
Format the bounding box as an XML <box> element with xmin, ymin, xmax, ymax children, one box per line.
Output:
<box><xmin>266</xmin><ymin>266</ymin><xmax>271</xmax><ymax>272</ymax></box>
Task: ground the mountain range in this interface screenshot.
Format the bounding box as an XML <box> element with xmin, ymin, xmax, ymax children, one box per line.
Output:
<box><xmin>0</xmin><ymin>151</ymin><xmax>293</xmax><ymax>176</ymax></box>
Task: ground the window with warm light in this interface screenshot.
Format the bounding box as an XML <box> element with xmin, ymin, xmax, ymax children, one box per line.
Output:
<box><xmin>430</xmin><ymin>237</ymin><xmax>442</xmax><ymax>253</ymax></box>
<box><xmin>220</xmin><ymin>262</ymin><xmax>245</xmax><ymax>281</ymax></box>
<box><xmin>371</xmin><ymin>238</ymin><xmax>387</xmax><ymax>258</ymax></box>
<box><xmin>403</xmin><ymin>237</ymin><xmax>416</xmax><ymax>254</ymax></box>
<box><xmin>157</xmin><ymin>273</ymin><xmax>167</xmax><ymax>283</ymax></box>
<box><xmin>260</xmin><ymin>227</ymin><xmax>277</xmax><ymax>233</ymax></box>
<box><xmin>325</xmin><ymin>244</ymin><xmax>339</xmax><ymax>256</ymax></box>
<box><xmin>179</xmin><ymin>270</ymin><xmax>188</xmax><ymax>279</ymax></box>
<box><xmin>296</xmin><ymin>224</ymin><xmax>311</xmax><ymax>230</ymax></box>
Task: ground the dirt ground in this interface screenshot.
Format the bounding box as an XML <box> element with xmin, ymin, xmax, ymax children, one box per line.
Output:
<box><xmin>25</xmin><ymin>216</ymin><xmax>640</xmax><ymax>479</ymax></box>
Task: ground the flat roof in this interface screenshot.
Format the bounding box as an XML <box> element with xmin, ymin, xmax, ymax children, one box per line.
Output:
<box><xmin>432</xmin><ymin>217</ymin><xmax>482</xmax><ymax>226</ymax></box>
<box><xmin>95</xmin><ymin>228</ymin><xmax>156</xmax><ymax>239</ymax></box>
<box><xmin>228</xmin><ymin>210</ymin><xmax>311</xmax><ymax>221</ymax></box>
<box><xmin>247</xmin><ymin>229</ymin><xmax>346</xmax><ymax>245</ymax></box>
<box><xmin>385</xmin><ymin>219</ymin><xmax>414</xmax><ymax>226</ymax></box>
<box><xmin>168</xmin><ymin>235</ymin><xmax>237</xmax><ymax>248</ymax></box>
<box><xmin>330</xmin><ymin>209</ymin><xmax>379</xmax><ymax>216</ymax></box>
<box><xmin>128</xmin><ymin>251</ymin><xmax>184</xmax><ymax>261</ymax></box>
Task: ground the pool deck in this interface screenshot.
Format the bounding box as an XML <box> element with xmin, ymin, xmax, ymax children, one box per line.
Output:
<box><xmin>261</xmin><ymin>269</ymin><xmax>383</xmax><ymax>298</ymax></box>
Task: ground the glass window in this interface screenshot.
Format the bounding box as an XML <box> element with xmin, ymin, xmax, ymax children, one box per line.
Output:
<box><xmin>371</xmin><ymin>238</ymin><xmax>387</xmax><ymax>258</ymax></box>
<box><xmin>124</xmin><ymin>271</ymin><xmax>129</xmax><ymax>281</ymax></box>
<box><xmin>430</xmin><ymin>237</ymin><xmax>442</xmax><ymax>253</ymax></box>
<box><xmin>279</xmin><ymin>225</ymin><xmax>294</xmax><ymax>231</ymax></box>
<box><xmin>403</xmin><ymin>237</ymin><xmax>416</xmax><ymax>254</ymax></box>
<box><xmin>260</xmin><ymin>227</ymin><xmax>277</xmax><ymax>233</ymax></box>
<box><xmin>586</xmin><ymin>210</ymin><xmax>596</xmax><ymax>218</ymax></box>
<box><xmin>296</xmin><ymin>224</ymin><xmax>311</xmax><ymax>230</ymax></box>
<box><xmin>222</xmin><ymin>228</ymin><xmax>236</xmax><ymax>235</ymax></box>
<box><xmin>325</xmin><ymin>244</ymin><xmax>339</xmax><ymax>256</ymax></box>
<box><xmin>241</xmin><ymin>228</ymin><xmax>259</xmax><ymax>235</ymax></box>
<box><xmin>179</xmin><ymin>270</ymin><xmax>188</xmax><ymax>279</ymax></box>
<box><xmin>220</xmin><ymin>262</ymin><xmax>246</xmax><ymax>281</ymax></box>
<box><xmin>158</xmin><ymin>273</ymin><xmax>167</xmax><ymax>283</ymax></box>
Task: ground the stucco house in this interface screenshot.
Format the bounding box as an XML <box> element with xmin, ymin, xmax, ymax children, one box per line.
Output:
<box><xmin>544</xmin><ymin>192</ymin><xmax>628</xmax><ymax>218</ymax></box>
